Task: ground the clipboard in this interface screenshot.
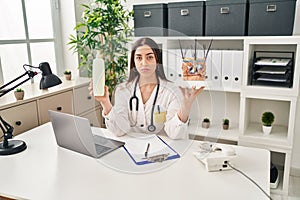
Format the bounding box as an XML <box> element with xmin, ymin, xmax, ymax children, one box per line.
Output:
<box><xmin>123</xmin><ymin>135</ymin><xmax>180</xmax><ymax>165</ymax></box>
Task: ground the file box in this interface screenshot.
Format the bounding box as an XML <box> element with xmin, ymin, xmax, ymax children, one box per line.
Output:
<box><xmin>248</xmin><ymin>0</ymin><xmax>296</xmax><ymax>36</ymax></box>
<box><xmin>205</xmin><ymin>0</ymin><xmax>248</xmax><ymax>36</ymax></box>
<box><xmin>168</xmin><ymin>1</ymin><xmax>205</xmax><ymax>36</ymax></box>
<box><xmin>134</xmin><ymin>4</ymin><xmax>168</xmax><ymax>36</ymax></box>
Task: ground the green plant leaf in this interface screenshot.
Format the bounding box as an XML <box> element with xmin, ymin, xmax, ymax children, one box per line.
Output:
<box><xmin>68</xmin><ymin>0</ymin><xmax>133</xmax><ymax>97</ymax></box>
<box><xmin>262</xmin><ymin>112</ymin><xmax>275</xmax><ymax>126</ymax></box>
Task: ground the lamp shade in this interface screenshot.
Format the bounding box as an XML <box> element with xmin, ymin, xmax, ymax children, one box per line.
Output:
<box><xmin>39</xmin><ymin>62</ymin><xmax>62</xmax><ymax>89</ymax></box>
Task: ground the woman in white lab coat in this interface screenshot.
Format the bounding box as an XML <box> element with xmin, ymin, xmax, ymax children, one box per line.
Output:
<box><xmin>90</xmin><ymin>38</ymin><xmax>204</xmax><ymax>139</ymax></box>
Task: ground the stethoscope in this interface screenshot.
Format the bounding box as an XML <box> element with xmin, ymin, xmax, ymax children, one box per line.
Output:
<box><xmin>129</xmin><ymin>74</ymin><xmax>160</xmax><ymax>132</ymax></box>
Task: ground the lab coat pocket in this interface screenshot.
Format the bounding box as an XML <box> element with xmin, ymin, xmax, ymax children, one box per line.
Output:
<box><xmin>154</xmin><ymin>111</ymin><xmax>167</xmax><ymax>123</ymax></box>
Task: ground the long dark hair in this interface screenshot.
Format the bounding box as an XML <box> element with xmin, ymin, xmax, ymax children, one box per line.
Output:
<box><xmin>128</xmin><ymin>38</ymin><xmax>168</xmax><ymax>82</ymax></box>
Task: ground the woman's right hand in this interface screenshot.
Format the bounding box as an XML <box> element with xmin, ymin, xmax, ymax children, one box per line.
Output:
<box><xmin>88</xmin><ymin>80</ymin><xmax>112</xmax><ymax>115</ymax></box>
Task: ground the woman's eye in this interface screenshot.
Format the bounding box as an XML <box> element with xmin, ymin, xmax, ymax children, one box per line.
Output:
<box><xmin>135</xmin><ymin>57</ymin><xmax>142</xmax><ymax>61</ymax></box>
<box><xmin>147</xmin><ymin>56</ymin><xmax>154</xmax><ymax>60</ymax></box>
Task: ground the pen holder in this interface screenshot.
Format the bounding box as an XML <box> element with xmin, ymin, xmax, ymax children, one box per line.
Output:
<box><xmin>182</xmin><ymin>58</ymin><xmax>206</xmax><ymax>81</ymax></box>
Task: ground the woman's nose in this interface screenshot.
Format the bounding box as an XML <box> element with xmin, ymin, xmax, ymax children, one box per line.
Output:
<box><xmin>141</xmin><ymin>58</ymin><xmax>148</xmax><ymax>65</ymax></box>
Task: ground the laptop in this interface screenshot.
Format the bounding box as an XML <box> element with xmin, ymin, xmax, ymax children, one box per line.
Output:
<box><xmin>48</xmin><ymin>110</ymin><xmax>125</xmax><ymax>158</ymax></box>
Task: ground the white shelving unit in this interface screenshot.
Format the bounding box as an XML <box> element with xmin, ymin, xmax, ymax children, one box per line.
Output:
<box><xmin>129</xmin><ymin>36</ymin><xmax>300</xmax><ymax>195</ymax></box>
<box><xmin>239</xmin><ymin>37</ymin><xmax>300</xmax><ymax>195</ymax></box>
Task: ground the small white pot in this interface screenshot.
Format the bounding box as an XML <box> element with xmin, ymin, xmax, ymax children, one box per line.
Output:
<box><xmin>262</xmin><ymin>125</ymin><xmax>272</xmax><ymax>135</ymax></box>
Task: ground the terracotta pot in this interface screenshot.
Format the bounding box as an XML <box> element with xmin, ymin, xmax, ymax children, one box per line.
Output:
<box><xmin>65</xmin><ymin>74</ymin><xmax>71</xmax><ymax>80</ymax></box>
<box><xmin>223</xmin><ymin>124</ymin><xmax>229</xmax><ymax>130</ymax></box>
<box><xmin>14</xmin><ymin>91</ymin><xmax>24</xmax><ymax>100</ymax></box>
<box><xmin>202</xmin><ymin>121</ymin><xmax>210</xmax><ymax>129</ymax></box>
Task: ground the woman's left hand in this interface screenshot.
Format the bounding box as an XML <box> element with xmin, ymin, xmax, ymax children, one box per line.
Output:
<box><xmin>178</xmin><ymin>86</ymin><xmax>205</xmax><ymax>123</ymax></box>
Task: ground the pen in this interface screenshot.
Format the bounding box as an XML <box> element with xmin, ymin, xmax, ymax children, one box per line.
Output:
<box><xmin>145</xmin><ymin>143</ymin><xmax>150</xmax><ymax>158</ymax></box>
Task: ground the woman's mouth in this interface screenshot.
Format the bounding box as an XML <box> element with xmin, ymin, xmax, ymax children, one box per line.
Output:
<box><xmin>140</xmin><ymin>68</ymin><xmax>150</xmax><ymax>72</ymax></box>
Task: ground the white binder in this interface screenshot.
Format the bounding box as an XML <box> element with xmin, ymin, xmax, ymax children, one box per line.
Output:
<box><xmin>211</xmin><ymin>50</ymin><xmax>222</xmax><ymax>88</ymax></box>
<box><xmin>176</xmin><ymin>49</ymin><xmax>184</xmax><ymax>80</ymax></box>
<box><xmin>221</xmin><ymin>50</ymin><xmax>233</xmax><ymax>89</ymax></box>
<box><xmin>232</xmin><ymin>51</ymin><xmax>243</xmax><ymax>89</ymax></box>
<box><xmin>167</xmin><ymin>49</ymin><xmax>177</xmax><ymax>82</ymax></box>
<box><xmin>205</xmin><ymin>51</ymin><xmax>212</xmax><ymax>84</ymax></box>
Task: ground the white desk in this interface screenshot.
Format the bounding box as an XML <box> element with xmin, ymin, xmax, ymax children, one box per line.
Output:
<box><xmin>0</xmin><ymin>123</ymin><xmax>270</xmax><ymax>200</ymax></box>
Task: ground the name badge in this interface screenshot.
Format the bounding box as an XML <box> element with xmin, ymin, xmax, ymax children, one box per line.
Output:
<box><xmin>154</xmin><ymin>111</ymin><xmax>166</xmax><ymax>123</ymax></box>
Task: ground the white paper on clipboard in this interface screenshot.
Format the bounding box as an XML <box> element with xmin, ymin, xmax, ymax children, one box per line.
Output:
<box><xmin>123</xmin><ymin>134</ymin><xmax>180</xmax><ymax>165</ymax></box>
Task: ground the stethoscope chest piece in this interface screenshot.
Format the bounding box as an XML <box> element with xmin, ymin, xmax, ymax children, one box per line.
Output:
<box><xmin>147</xmin><ymin>124</ymin><xmax>156</xmax><ymax>132</ymax></box>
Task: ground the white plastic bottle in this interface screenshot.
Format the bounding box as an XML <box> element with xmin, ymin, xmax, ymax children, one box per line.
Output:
<box><xmin>92</xmin><ymin>51</ymin><xmax>105</xmax><ymax>96</ymax></box>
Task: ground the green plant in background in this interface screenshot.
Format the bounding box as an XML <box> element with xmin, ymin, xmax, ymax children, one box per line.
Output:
<box><xmin>262</xmin><ymin>112</ymin><xmax>275</xmax><ymax>126</ymax></box>
<box><xmin>15</xmin><ymin>88</ymin><xmax>23</xmax><ymax>92</ymax></box>
<box><xmin>223</xmin><ymin>118</ymin><xmax>229</xmax><ymax>125</ymax></box>
<box><xmin>203</xmin><ymin>118</ymin><xmax>210</xmax><ymax>123</ymax></box>
<box><xmin>68</xmin><ymin>0</ymin><xmax>133</xmax><ymax>95</ymax></box>
<box><xmin>64</xmin><ymin>70</ymin><xmax>71</xmax><ymax>75</ymax></box>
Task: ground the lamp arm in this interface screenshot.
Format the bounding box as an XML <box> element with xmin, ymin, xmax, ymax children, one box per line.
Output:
<box><xmin>0</xmin><ymin>70</ymin><xmax>37</xmax><ymax>97</ymax></box>
<box><xmin>0</xmin><ymin>116</ymin><xmax>14</xmax><ymax>148</ymax></box>
<box><xmin>0</xmin><ymin>116</ymin><xmax>13</xmax><ymax>134</ymax></box>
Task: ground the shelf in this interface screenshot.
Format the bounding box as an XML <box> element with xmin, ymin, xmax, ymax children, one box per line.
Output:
<box><xmin>244</xmin><ymin>36</ymin><xmax>300</xmax><ymax>45</ymax></box>
<box><xmin>173</xmin><ymin>80</ymin><xmax>241</xmax><ymax>93</ymax></box>
<box><xmin>132</xmin><ymin>35</ymin><xmax>300</xmax><ymax>41</ymax></box>
<box><xmin>242</xmin><ymin>86</ymin><xmax>298</xmax><ymax>98</ymax></box>
<box><xmin>244</xmin><ymin>40</ymin><xmax>300</xmax><ymax>97</ymax></box>
<box><xmin>187</xmin><ymin>120</ymin><xmax>239</xmax><ymax>142</ymax></box>
<box><xmin>242</xmin><ymin>123</ymin><xmax>290</xmax><ymax>149</ymax></box>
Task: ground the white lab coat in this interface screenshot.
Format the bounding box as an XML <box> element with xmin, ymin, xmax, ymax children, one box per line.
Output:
<box><xmin>103</xmin><ymin>78</ymin><xmax>189</xmax><ymax>139</ymax></box>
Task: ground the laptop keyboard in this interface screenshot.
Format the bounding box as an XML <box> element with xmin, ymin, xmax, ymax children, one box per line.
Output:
<box><xmin>93</xmin><ymin>135</ymin><xmax>109</xmax><ymax>145</ymax></box>
<box><xmin>95</xmin><ymin>144</ymin><xmax>111</xmax><ymax>154</ymax></box>
<box><xmin>93</xmin><ymin>134</ymin><xmax>125</xmax><ymax>155</ymax></box>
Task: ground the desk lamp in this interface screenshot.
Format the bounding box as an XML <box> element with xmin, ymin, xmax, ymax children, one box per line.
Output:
<box><xmin>39</xmin><ymin>62</ymin><xmax>62</xmax><ymax>89</ymax></box>
<box><xmin>0</xmin><ymin>62</ymin><xmax>62</xmax><ymax>97</ymax></box>
<box><xmin>0</xmin><ymin>62</ymin><xmax>62</xmax><ymax>155</ymax></box>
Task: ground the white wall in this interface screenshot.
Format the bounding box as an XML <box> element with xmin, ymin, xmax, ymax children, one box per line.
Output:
<box><xmin>59</xmin><ymin>0</ymin><xmax>79</xmax><ymax>77</ymax></box>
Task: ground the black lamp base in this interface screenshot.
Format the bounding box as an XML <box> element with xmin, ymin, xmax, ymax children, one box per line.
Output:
<box><xmin>0</xmin><ymin>140</ymin><xmax>27</xmax><ymax>155</ymax></box>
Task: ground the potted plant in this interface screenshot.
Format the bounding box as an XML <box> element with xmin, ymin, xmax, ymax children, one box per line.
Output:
<box><xmin>223</xmin><ymin>118</ymin><xmax>229</xmax><ymax>130</ymax></box>
<box><xmin>14</xmin><ymin>88</ymin><xmax>24</xmax><ymax>100</ymax></box>
<box><xmin>262</xmin><ymin>111</ymin><xmax>275</xmax><ymax>135</ymax></box>
<box><xmin>64</xmin><ymin>70</ymin><xmax>72</xmax><ymax>80</ymax></box>
<box><xmin>68</xmin><ymin>0</ymin><xmax>133</xmax><ymax>96</ymax></box>
<box><xmin>202</xmin><ymin>118</ymin><xmax>210</xmax><ymax>129</ymax></box>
